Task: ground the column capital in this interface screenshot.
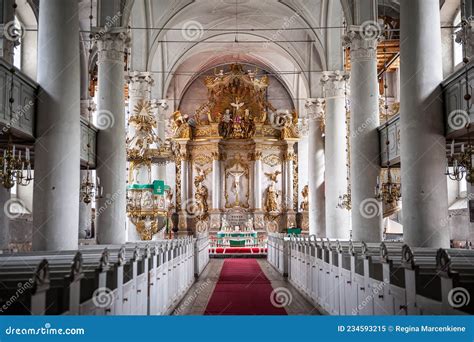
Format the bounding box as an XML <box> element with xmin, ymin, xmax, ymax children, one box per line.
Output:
<box><xmin>321</xmin><ymin>71</ymin><xmax>350</xmax><ymax>98</ymax></box>
<box><xmin>305</xmin><ymin>98</ymin><xmax>325</xmax><ymax>121</ymax></box>
<box><xmin>126</xmin><ymin>71</ymin><xmax>154</xmax><ymax>101</ymax></box>
<box><xmin>95</xmin><ymin>30</ymin><xmax>129</xmax><ymax>65</ymax></box>
<box><xmin>342</xmin><ymin>24</ymin><xmax>381</xmax><ymax>61</ymax></box>
<box><xmin>126</xmin><ymin>71</ymin><xmax>154</xmax><ymax>86</ymax></box>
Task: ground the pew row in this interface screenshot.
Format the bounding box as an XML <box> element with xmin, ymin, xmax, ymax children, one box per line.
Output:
<box><xmin>267</xmin><ymin>233</ymin><xmax>474</xmax><ymax>315</ymax></box>
<box><xmin>0</xmin><ymin>236</ymin><xmax>210</xmax><ymax>315</ymax></box>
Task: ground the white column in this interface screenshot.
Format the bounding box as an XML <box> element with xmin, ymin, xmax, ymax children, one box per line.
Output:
<box><xmin>151</xmin><ymin>99</ymin><xmax>169</xmax><ymax>181</ymax></box>
<box><xmin>95</xmin><ymin>31</ymin><xmax>128</xmax><ymax>245</ymax></box>
<box><xmin>306</xmin><ymin>99</ymin><xmax>326</xmax><ymax>237</ymax></box>
<box><xmin>211</xmin><ymin>155</ymin><xmax>220</xmax><ymax>209</ymax></box>
<box><xmin>321</xmin><ymin>71</ymin><xmax>351</xmax><ymax>239</ymax></box>
<box><xmin>400</xmin><ymin>0</ymin><xmax>449</xmax><ymax>248</ymax></box>
<box><xmin>0</xmin><ymin>188</ymin><xmax>10</xmax><ymax>249</ymax></box>
<box><xmin>254</xmin><ymin>154</ymin><xmax>263</xmax><ymax>209</ymax></box>
<box><xmin>343</xmin><ymin>28</ymin><xmax>382</xmax><ymax>242</ymax></box>
<box><xmin>286</xmin><ymin>152</ymin><xmax>295</xmax><ymax>211</ymax></box>
<box><xmin>32</xmin><ymin>0</ymin><xmax>81</xmax><ymax>251</ymax></box>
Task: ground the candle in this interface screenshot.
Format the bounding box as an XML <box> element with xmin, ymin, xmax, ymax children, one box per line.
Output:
<box><xmin>26</xmin><ymin>148</ymin><xmax>30</xmax><ymax>161</ymax></box>
<box><xmin>12</xmin><ymin>145</ymin><xmax>15</xmax><ymax>158</ymax></box>
<box><xmin>462</xmin><ymin>144</ymin><xmax>465</xmax><ymax>153</ymax></box>
<box><xmin>451</xmin><ymin>140</ymin><xmax>455</xmax><ymax>156</ymax></box>
<box><xmin>18</xmin><ymin>150</ymin><xmax>21</xmax><ymax>160</ymax></box>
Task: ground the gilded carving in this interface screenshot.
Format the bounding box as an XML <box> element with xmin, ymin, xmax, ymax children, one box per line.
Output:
<box><xmin>171</xmin><ymin>111</ymin><xmax>192</xmax><ymax>139</ymax></box>
<box><xmin>300</xmin><ymin>185</ymin><xmax>309</xmax><ymax>211</ymax></box>
<box><xmin>262</xmin><ymin>154</ymin><xmax>281</xmax><ymax>167</ymax></box>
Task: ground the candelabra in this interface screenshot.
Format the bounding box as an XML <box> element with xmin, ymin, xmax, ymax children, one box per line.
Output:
<box><xmin>375</xmin><ymin>170</ymin><xmax>402</xmax><ymax>204</ymax></box>
<box><xmin>80</xmin><ymin>171</ymin><xmax>103</xmax><ymax>204</ymax></box>
<box><xmin>375</xmin><ymin>24</ymin><xmax>402</xmax><ymax>206</ymax></box>
<box><xmin>337</xmin><ymin>188</ymin><xmax>352</xmax><ymax>210</ymax></box>
<box><xmin>0</xmin><ymin>140</ymin><xmax>33</xmax><ymax>189</ymax></box>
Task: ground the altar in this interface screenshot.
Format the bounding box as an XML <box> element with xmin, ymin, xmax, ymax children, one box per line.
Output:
<box><xmin>170</xmin><ymin>64</ymin><xmax>307</xmax><ymax>243</ymax></box>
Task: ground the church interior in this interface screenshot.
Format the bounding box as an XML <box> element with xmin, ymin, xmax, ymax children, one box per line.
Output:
<box><xmin>0</xmin><ymin>0</ymin><xmax>473</xmax><ymax>316</ymax></box>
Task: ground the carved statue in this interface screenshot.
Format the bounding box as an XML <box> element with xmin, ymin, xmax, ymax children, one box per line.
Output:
<box><xmin>264</xmin><ymin>182</ymin><xmax>279</xmax><ymax>213</ymax></box>
<box><xmin>194</xmin><ymin>184</ymin><xmax>209</xmax><ymax>220</ymax></box>
<box><xmin>171</xmin><ymin>111</ymin><xmax>191</xmax><ymax>139</ymax></box>
<box><xmin>300</xmin><ymin>185</ymin><xmax>309</xmax><ymax>211</ymax></box>
<box><xmin>194</xmin><ymin>166</ymin><xmax>211</xmax><ymax>220</ymax></box>
<box><xmin>280</xmin><ymin>110</ymin><xmax>300</xmax><ymax>139</ymax></box>
<box><xmin>264</xmin><ymin>170</ymin><xmax>281</xmax><ymax>183</ymax></box>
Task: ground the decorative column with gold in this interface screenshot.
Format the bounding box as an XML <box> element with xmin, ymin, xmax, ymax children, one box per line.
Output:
<box><xmin>151</xmin><ymin>99</ymin><xmax>169</xmax><ymax>181</ymax></box>
<box><xmin>306</xmin><ymin>98</ymin><xmax>326</xmax><ymax>237</ymax></box>
<box><xmin>175</xmin><ymin>143</ymin><xmax>190</xmax><ymax>234</ymax></box>
<box><xmin>209</xmin><ymin>152</ymin><xmax>221</xmax><ymax>231</ymax></box>
<box><xmin>284</xmin><ymin>147</ymin><xmax>296</xmax><ymax>228</ymax></box>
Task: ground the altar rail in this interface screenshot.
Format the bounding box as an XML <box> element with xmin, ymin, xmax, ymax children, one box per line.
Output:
<box><xmin>0</xmin><ymin>236</ymin><xmax>209</xmax><ymax>315</ymax></box>
<box><xmin>267</xmin><ymin>234</ymin><xmax>474</xmax><ymax>315</ymax></box>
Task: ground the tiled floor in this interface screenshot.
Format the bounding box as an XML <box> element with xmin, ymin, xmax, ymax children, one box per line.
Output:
<box><xmin>172</xmin><ymin>258</ymin><xmax>321</xmax><ymax>315</ymax></box>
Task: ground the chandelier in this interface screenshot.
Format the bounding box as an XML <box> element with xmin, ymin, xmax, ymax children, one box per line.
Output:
<box><xmin>375</xmin><ymin>24</ymin><xmax>402</xmax><ymax>205</ymax></box>
<box><xmin>1</xmin><ymin>32</ymin><xmax>34</xmax><ymax>190</ymax></box>
<box><xmin>80</xmin><ymin>1</ymin><xmax>102</xmax><ymax>204</ymax></box>
<box><xmin>0</xmin><ymin>137</ymin><xmax>33</xmax><ymax>189</ymax></box>
<box><xmin>446</xmin><ymin>10</ymin><xmax>474</xmax><ymax>183</ymax></box>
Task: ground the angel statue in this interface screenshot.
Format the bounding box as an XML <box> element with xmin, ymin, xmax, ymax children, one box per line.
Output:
<box><xmin>264</xmin><ymin>170</ymin><xmax>281</xmax><ymax>184</ymax></box>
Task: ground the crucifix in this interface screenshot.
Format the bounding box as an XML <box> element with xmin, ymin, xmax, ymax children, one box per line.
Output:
<box><xmin>230</xmin><ymin>169</ymin><xmax>246</xmax><ymax>206</ymax></box>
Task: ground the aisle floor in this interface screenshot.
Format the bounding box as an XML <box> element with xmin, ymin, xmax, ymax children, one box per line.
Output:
<box><xmin>173</xmin><ymin>259</ymin><xmax>321</xmax><ymax>315</ymax></box>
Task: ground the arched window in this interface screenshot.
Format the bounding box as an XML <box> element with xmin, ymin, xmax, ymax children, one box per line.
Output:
<box><xmin>12</xmin><ymin>16</ymin><xmax>22</xmax><ymax>69</ymax></box>
<box><xmin>453</xmin><ymin>9</ymin><xmax>463</xmax><ymax>67</ymax></box>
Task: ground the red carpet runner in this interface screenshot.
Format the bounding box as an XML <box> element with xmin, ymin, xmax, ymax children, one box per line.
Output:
<box><xmin>205</xmin><ymin>259</ymin><xmax>288</xmax><ymax>315</ymax></box>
